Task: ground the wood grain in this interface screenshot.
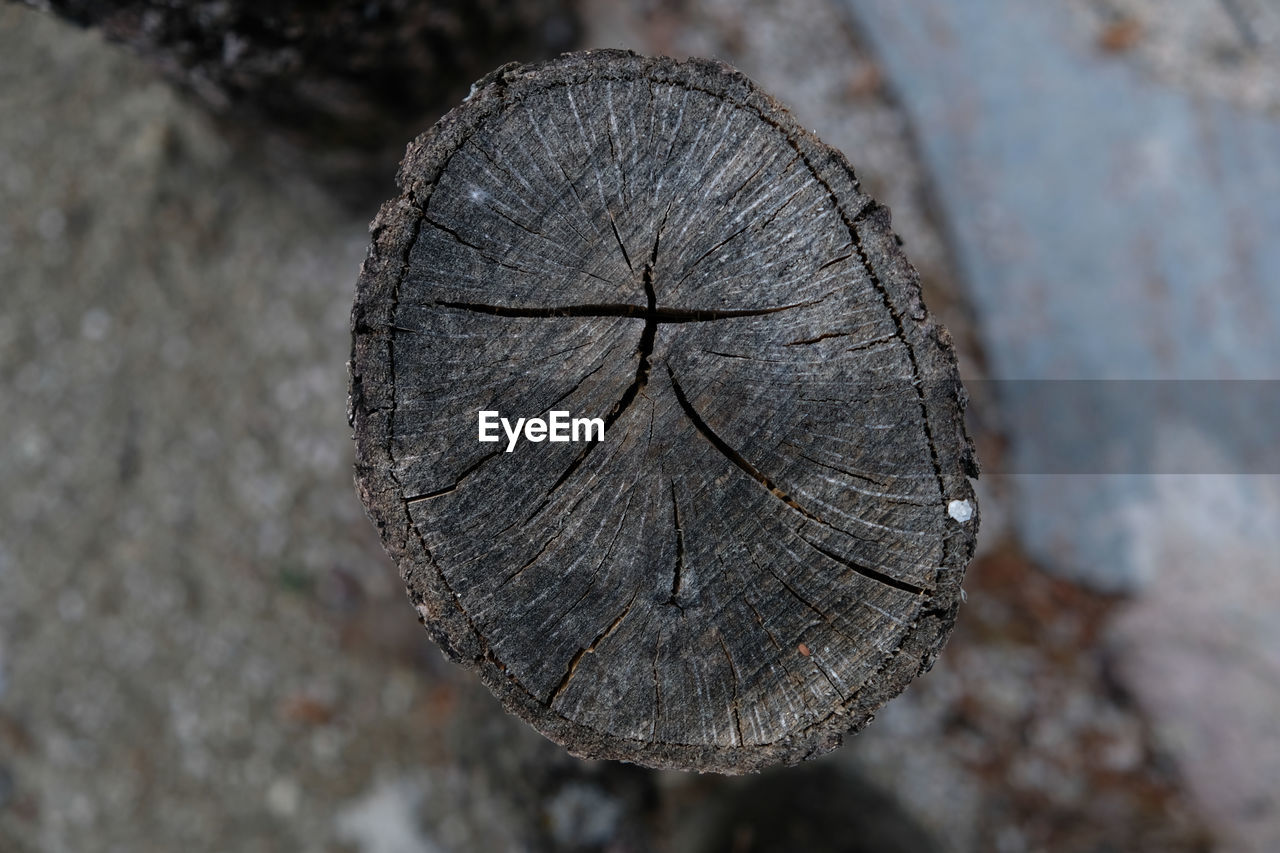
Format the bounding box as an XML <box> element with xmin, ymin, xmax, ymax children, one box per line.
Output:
<box><xmin>349</xmin><ymin>50</ymin><xmax>978</xmax><ymax>773</ymax></box>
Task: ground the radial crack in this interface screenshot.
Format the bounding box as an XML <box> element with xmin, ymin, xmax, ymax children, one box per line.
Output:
<box><xmin>424</xmin><ymin>216</ymin><xmax>538</xmax><ymax>278</ymax></box>
<box><xmin>651</xmin><ymin>629</ymin><xmax>664</xmax><ymax>738</ymax></box>
<box><xmin>666</xmin><ymin>364</ymin><xmax>928</xmax><ymax>597</ymax></box>
<box><xmin>547</xmin><ymin>591</ymin><xmax>638</xmax><ymax>705</ymax></box>
<box><xmin>715</xmin><ymin>627</ymin><xmax>746</xmax><ymax>746</ymax></box>
<box><xmin>668</xmin><ymin>481</ymin><xmax>685</xmax><ymax>609</ymax></box>
<box><xmin>520</xmin><ymin>223</ymin><xmax>668</xmax><ymax>521</ymax></box>
<box><xmin>785</xmin><ymin>330</ymin><xmax>855</xmax><ymax>347</ymax></box>
<box><xmin>801</xmin><ymin>538</ymin><xmax>926</xmax><ymax>597</ymax></box>
<box><xmin>666</xmin><ymin>364</ymin><xmax>821</xmax><ymax>524</ymax></box>
<box><xmin>609</xmin><ymin>213</ymin><xmax>634</xmax><ymax>272</ymax></box>
<box><xmin>403</xmin><ymin>449</ymin><xmax>501</xmax><ymax>503</ymax></box>
<box><xmin>436</xmin><ymin>300</ymin><xmax>805</xmax><ymax>322</ymax></box>
<box><xmin>608</xmin><ymin>247</ymin><xmax>658</xmax><ymax>431</ymax></box>
<box><xmin>440</xmin><ymin>300</ymin><xmax>647</xmax><ymax>318</ymax></box>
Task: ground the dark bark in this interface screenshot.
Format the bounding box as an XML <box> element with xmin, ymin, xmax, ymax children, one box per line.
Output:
<box><xmin>349</xmin><ymin>50</ymin><xmax>979</xmax><ymax>773</ymax></box>
<box><xmin>22</xmin><ymin>0</ymin><xmax>578</xmax><ymax>201</ymax></box>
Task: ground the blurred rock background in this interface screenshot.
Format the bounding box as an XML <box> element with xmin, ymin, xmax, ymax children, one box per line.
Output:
<box><xmin>1</xmin><ymin>0</ymin><xmax>1276</xmax><ymax>850</ymax></box>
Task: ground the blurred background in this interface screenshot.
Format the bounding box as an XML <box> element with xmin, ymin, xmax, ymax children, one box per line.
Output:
<box><xmin>2</xmin><ymin>0</ymin><xmax>1278</xmax><ymax>850</ymax></box>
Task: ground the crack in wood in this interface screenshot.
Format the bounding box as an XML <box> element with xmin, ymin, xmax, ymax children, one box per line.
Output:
<box><xmin>435</xmin><ymin>300</ymin><xmax>808</xmax><ymax>322</ymax></box>
<box><xmin>840</xmin><ymin>204</ymin><xmax>948</xmax><ymax>495</ymax></box>
<box><xmin>403</xmin><ymin>449</ymin><xmax>502</xmax><ymax>504</ymax></box>
<box><xmin>783</xmin><ymin>331</ymin><xmax>895</xmax><ymax>351</ymax></box>
<box><xmin>801</xmin><ymin>538</ymin><xmax>926</xmax><ymax>597</ymax></box>
<box><xmin>608</xmin><ymin>212</ymin><xmax>633</xmax><ymax>272</ymax></box>
<box><xmin>667</xmin><ymin>480</ymin><xmax>685</xmax><ymax>609</ymax></box>
<box><xmin>747</xmin><ymin>531</ymin><xmax>860</xmax><ymax>650</ymax></box>
<box><xmin>550</xmin><ymin>493</ymin><xmax>634</xmax><ymax>619</ymax></box>
<box><xmin>743</xmin><ymin>594</ymin><xmax>819</xmax><ymax>716</ymax></box>
<box><xmin>548</xmin><ymin>590</ymin><xmax>639</xmax><ymax>706</ymax></box>
<box><xmin>790</xmin><ymin>448</ymin><xmax>930</xmax><ymax>505</ymax></box>
<box><xmin>423</xmin><ymin>216</ymin><xmax>542</xmax><ymax>279</ymax></box>
<box><xmin>651</xmin><ymin>628</ymin><xmax>664</xmax><ymax>738</ymax></box>
<box><xmin>807</xmin><ymin>651</ymin><xmax>848</xmax><ymax>703</ymax></box>
<box><xmin>404</xmin><ymin>359</ymin><xmax>611</xmax><ymax>506</ymax></box>
<box><xmin>667</xmin><ymin>364</ymin><xmax>927</xmax><ymax>596</ymax></box>
<box><xmin>664</xmin><ymin>363</ymin><xmax>820</xmax><ymax>524</ymax></box>
<box><xmin>515</xmin><ymin>209</ymin><xmax>674</xmax><ymax>524</ymax></box>
<box><xmin>816</xmin><ymin>248</ymin><xmax>856</xmax><ymax>271</ymax></box>
<box><xmin>500</xmin><ymin>529</ymin><xmax>562</xmax><ymax>588</ymax></box>
<box><xmin>615</xmin><ymin>233</ymin><xmax>660</xmax><ymax>429</ymax></box>
<box><xmin>672</xmin><ymin>178</ymin><xmax>808</xmax><ymax>291</ymax></box>
<box><xmin>521</xmin><ymin>254</ymin><xmax>657</xmax><ymax>516</ymax></box>
<box><xmin>779</xmin><ymin>441</ymin><xmax>892</xmax><ymax>487</ymax></box>
<box><xmin>784</xmin><ymin>329</ymin><xmax>857</xmax><ymax>347</ymax></box>
<box><xmin>715</xmin><ymin>626</ymin><xmax>746</xmax><ymax>747</ymax></box>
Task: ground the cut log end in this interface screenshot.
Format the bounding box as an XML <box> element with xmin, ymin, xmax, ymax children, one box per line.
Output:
<box><xmin>350</xmin><ymin>49</ymin><xmax>978</xmax><ymax>773</ymax></box>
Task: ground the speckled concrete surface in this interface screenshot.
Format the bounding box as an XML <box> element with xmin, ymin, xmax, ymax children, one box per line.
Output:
<box><xmin>1078</xmin><ymin>0</ymin><xmax>1280</xmax><ymax>114</ymax></box>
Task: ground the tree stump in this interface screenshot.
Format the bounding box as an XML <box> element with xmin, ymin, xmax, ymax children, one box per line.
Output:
<box><xmin>350</xmin><ymin>50</ymin><xmax>978</xmax><ymax>773</ymax></box>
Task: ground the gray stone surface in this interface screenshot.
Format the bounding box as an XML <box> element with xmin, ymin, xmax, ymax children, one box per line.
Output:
<box><xmin>843</xmin><ymin>0</ymin><xmax>1280</xmax><ymax>590</ymax></box>
<box><xmin>1080</xmin><ymin>0</ymin><xmax>1280</xmax><ymax>114</ymax></box>
<box><xmin>1107</xmin><ymin>437</ymin><xmax>1280</xmax><ymax>853</ymax></box>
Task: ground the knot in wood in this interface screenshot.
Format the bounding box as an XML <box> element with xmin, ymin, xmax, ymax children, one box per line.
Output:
<box><xmin>349</xmin><ymin>50</ymin><xmax>979</xmax><ymax>773</ymax></box>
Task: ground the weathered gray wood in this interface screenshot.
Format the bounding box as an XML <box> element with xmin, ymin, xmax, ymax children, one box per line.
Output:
<box><xmin>349</xmin><ymin>50</ymin><xmax>978</xmax><ymax>773</ymax></box>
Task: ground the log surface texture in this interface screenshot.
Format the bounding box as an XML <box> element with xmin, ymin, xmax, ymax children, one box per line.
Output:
<box><xmin>350</xmin><ymin>50</ymin><xmax>978</xmax><ymax>773</ymax></box>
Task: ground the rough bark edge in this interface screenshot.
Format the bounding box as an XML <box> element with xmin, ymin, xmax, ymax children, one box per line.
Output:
<box><xmin>349</xmin><ymin>49</ymin><xmax>979</xmax><ymax>774</ymax></box>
